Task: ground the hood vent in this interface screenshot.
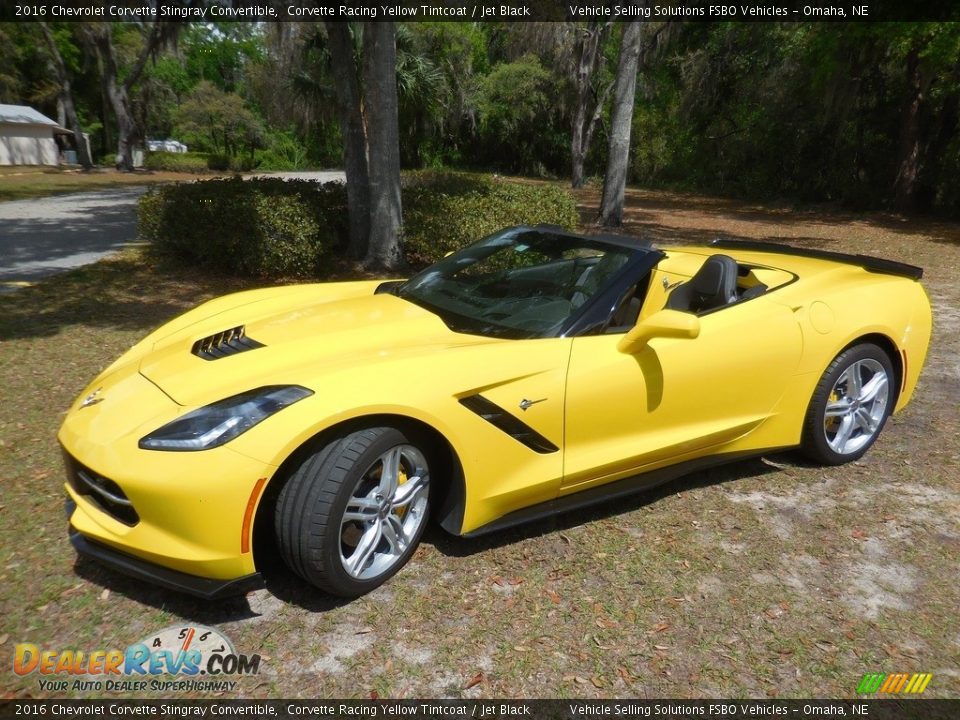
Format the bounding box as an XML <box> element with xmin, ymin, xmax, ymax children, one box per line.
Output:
<box><xmin>191</xmin><ymin>325</ymin><xmax>264</xmax><ymax>360</ymax></box>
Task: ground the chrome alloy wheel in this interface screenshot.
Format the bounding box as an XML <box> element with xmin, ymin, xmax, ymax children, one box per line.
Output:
<box><xmin>823</xmin><ymin>358</ymin><xmax>890</xmax><ymax>456</ymax></box>
<box><xmin>339</xmin><ymin>445</ymin><xmax>429</xmax><ymax>580</ymax></box>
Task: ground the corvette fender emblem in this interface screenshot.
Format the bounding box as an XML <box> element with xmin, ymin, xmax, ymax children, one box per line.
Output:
<box><xmin>79</xmin><ymin>388</ymin><xmax>104</xmax><ymax>409</ymax></box>
<box><xmin>518</xmin><ymin>398</ymin><xmax>547</xmax><ymax>411</ymax></box>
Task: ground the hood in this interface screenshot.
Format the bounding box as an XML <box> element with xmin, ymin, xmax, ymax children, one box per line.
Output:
<box><xmin>137</xmin><ymin>287</ymin><xmax>499</xmax><ymax>406</ymax></box>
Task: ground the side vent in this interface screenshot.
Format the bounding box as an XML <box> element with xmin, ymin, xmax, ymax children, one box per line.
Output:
<box><xmin>191</xmin><ymin>326</ymin><xmax>264</xmax><ymax>360</ymax></box>
<box><xmin>459</xmin><ymin>395</ymin><xmax>559</xmax><ymax>454</ymax></box>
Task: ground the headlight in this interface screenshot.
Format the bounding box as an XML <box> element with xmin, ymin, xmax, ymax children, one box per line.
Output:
<box><xmin>139</xmin><ymin>385</ymin><xmax>313</xmax><ymax>451</ymax></box>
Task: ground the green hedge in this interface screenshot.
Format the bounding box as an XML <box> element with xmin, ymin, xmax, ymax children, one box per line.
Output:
<box><xmin>145</xmin><ymin>151</ymin><xmax>283</xmax><ymax>173</ymax></box>
<box><xmin>138</xmin><ymin>177</ymin><xmax>347</xmax><ymax>278</ymax></box>
<box><xmin>402</xmin><ymin>171</ymin><xmax>579</xmax><ymax>266</ymax></box>
<box><xmin>137</xmin><ymin>171</ymin><xmax>578</xmax><ymax>278</ymax></box>
<box><xmin>144</xmin><ymin>152</ymin><xmax>214</xmax><ymax>173</ymax></box>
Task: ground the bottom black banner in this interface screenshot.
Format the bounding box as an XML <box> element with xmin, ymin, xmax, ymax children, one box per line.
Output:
<box><xmin>0</xmin><ymin>699</ymin><xmax>956</xmax><ymax>720</ymax></box>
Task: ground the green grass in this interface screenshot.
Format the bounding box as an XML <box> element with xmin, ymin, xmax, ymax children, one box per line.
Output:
<box><xmin>1</xmin><ymin>190</ymin><xmax>958</xmax><ymax>700</ymax></box>
<box><xmin>0</xmin><ymin>167</ymin><xmax>199</xmax><ymax>202</ymax></box>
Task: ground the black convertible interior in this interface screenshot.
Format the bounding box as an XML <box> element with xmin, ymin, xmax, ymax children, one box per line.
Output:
<box><xmin>664</xmin><ymin>253</ymin><xmax>771</xmax><ymax>315</ymax></box>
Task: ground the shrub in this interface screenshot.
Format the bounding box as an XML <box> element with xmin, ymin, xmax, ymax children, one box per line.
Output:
<box><xmin>144</xmin><ymin>152</ymin><xmax>211</xmax><ymax>174</ymax></box>
<box><xmin>138</xmin><ymin>177</ymin><xmax>348</xmax><ymax>278</ymax></box>
<box><xmin>137</xmin><ymin>171</ymin><xmax>577</xmax><ymax>279</ymax></box>
<box><xmin>402</xmin><ymin>171</ymin><xmax>579</xmax><ymax>267</ymax></box>
<box><xmin>206</xmin><ymin>154</ymin><xmax>231</xmax><ymax>171</ymax></box>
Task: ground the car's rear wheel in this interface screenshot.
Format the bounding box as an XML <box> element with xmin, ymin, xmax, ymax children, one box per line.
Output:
<box><xmin>801</xmin><ymin>343</ymin><xmax>895</xmax><ymax>465</ymax></box>
<box><xmin>275</xmin><ymin>426</ymin><xmax>431</xmax><ymax>597</ymax></box>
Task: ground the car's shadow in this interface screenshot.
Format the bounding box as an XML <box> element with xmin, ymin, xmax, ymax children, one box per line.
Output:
<box><xmin>72</xmin><ymin>553</ymin><xmax>354</xmax><ymax>621</ymax></box>
<box><xmin>425</xmin><ymin>452</ymin><xmax>793</xmax><ymax>558</ymax></box>
<box><xmin>72</xmin><ymin>451</ymin><xmax>804</xmax><ymax>617</ymax></box>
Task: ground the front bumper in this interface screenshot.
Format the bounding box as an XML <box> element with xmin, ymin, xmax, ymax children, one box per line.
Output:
<box><xmin>68</xmin><ymin>503</ymin><xmax>263</xmax><ymax>600</ymax></box>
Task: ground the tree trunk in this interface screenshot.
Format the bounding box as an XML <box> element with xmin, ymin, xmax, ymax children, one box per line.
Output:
<box><xmin>90</xmin><ymin>27</ymin><xmax>135</xmax><ymax>170</ymax></box>
<box><xmin>362</xmin><ymin>22</ymin><xmax>403</xmax><ymax>271</ymax></box>
<box><xmin>599</xmin><ymin>22</ymin><xmax>643</xmax><ymax>227</ymax></box>
<box><xmin>892</xmin><ymin>45</ymin><xmax>932</xmax><ymax>213</ymax></box>
<box><xmin>88</xmin><ymin>22</ymin><xmax>169</xmax><ymax>172</ymax></box>
<box><xmin>325</xmin><ymin>22</ymin><xmax>371</xmax><ymax>259</ymax></box>
<box><xmin>39</xmin><ymin>23</ymin><xmax>92</xmax><ymax>169</ymax></box>
<box><xmin>571</xmin><ymin>22</ymin><xmax>609</xmax><ymax>189</ymax></box>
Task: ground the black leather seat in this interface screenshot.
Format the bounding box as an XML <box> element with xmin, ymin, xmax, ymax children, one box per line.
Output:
<box><xmin>665</xmin><ymin>254</ymin><xmax>739</xmax><ymax>313</ymax></box>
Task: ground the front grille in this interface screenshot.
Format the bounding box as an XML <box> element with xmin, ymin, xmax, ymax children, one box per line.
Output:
<box><xmin>63</xmin><ymin>451</ymin><xmax>139</xmax><ymax>526</ymax></box>
<box><xmin>191</xmin><ymin>325</ymin><xmax>264</xmax><ymax>360</ymax></box>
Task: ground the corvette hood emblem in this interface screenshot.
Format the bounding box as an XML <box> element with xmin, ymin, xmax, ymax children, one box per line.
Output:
<box><xmin>79</xmin><ymin>388</ymin><xmax>104</xmax><ymax>409</ymax></box>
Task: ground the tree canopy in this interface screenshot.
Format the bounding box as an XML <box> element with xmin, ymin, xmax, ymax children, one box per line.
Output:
<box><xmin>2</xmin><ymin>20</ymin><xmax>958</xmax><ymax>215</ymax></box>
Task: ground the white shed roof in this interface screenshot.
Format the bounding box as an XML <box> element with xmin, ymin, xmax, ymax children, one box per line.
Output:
<box><xmin>0</xmin><ymin>104</ymin><xmax>70</xmax><ymax>132</ymax></box>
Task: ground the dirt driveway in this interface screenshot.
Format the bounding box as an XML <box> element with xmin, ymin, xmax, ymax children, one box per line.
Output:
<box><xmin>0</xmin><ymin>186</ymin><xmax>956</xmax><ymax>699</ymax></box>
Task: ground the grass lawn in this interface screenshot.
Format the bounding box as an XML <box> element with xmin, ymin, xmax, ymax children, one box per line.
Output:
<box><xmin>1</xmin><ymin>188</ymin><xmax>957</xmax><ymax>699</ymax></box>
<box><xmin>0</xmin><ymin>167</ymin><xmax>206</xmax><ymax>202</ymax></box>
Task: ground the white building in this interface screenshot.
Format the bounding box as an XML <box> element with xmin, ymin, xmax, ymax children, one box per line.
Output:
<box><xmin>0</xmin><ymin>104</ymin><xmax>72</xmax><ymax>166</ymax></box>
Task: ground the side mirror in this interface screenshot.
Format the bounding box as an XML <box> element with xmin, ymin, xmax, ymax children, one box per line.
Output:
<box><xmin>617</xmin><ymin>309</ymin><xmax>700</xmax><ymax>354</ymax></box>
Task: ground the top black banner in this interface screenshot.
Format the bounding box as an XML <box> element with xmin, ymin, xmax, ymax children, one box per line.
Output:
<box><xmin>1</xmin><ymin>0</ymin><xmax>958</xmax><ymax>23</ymax></box>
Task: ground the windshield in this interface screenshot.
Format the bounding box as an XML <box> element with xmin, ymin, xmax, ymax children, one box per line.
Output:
<box><xmin>397</xmin><ymin>228</ymin><xmax>639</xmax><ymax>338</ymax></box>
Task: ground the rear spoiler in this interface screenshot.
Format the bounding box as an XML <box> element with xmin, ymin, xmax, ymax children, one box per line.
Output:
<box><xmin>710</xmin><ymin>239</ymin><xmax>923</xmax><ymax>281</ymax></box>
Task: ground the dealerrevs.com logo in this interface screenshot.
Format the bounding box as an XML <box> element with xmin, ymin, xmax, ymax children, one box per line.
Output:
<box><xmin>13</xmin><ymin>625</ymin><xmax>260</xmax><ymax>693</ymax></box>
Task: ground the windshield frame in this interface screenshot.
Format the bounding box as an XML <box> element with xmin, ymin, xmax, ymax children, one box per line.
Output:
<box><xmin>395</xmin><ymin>226</ymin><xmax>664</xmax><ymax>340</ymax></box>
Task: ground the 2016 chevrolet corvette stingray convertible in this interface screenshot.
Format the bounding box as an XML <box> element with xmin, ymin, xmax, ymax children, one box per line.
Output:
<box><xmin>60</xmin><ymin>226</ymin><xmax>931</xmax><ymax>599</ymax></box>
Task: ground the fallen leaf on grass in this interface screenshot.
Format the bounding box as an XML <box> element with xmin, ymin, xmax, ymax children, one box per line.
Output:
<box><xmin>60</xmin><ymin>583</ymin><xmax>84</xmax><ymax>597</ymax></box>
<box><xmin>545</xmin><ymin>589</ymin><xmax>561</xmax><ymax>604</ymax></box>
<box><xmin>651</xmin><ymin>621</ymin><xmax>671</xmax><ymax>633</ymax></box>
<box><xmin>99</xmin><ymin>589</ymin><xmax>110</xmax><ymax>601</ymax></box>
<box><xmin>851</xmin><ymin>528</ymin><xmax>867</xmax><ymax>539</ymax></box>
<box><xmin>592</xmin><ymin>635</ymin><xmax>610</xmax><ymax>650</ymax></box>
<box><xmin>590</xmin><ymin>676</ymin><xmax>604</xmax><ymax>688</ymax></box>
<box><xmin>654</xmin><ymin>644</ymin><xmax>670</xmax><ymax>651</ymax></box>
<box><xmin>617</xmin><ymin>666</ymin><xmax>632</xmax><ymax>683</ymax></box>
<box><xmin>355</xmin><ymin>627</ymin><xmax>374</xmax><ymax>635</ymax></box>
<box><xmin>369</xmin><ymin>691</ymin><xmax>379</xmax><ymax>700</ymax></box>
<box><xmin>465</xmin><ymin>672</ymin><xmax>484</xmax><ymax>690</ymax></box>
<box><xmin>0</xmin><ymin>634</ymin><xmax>8</xmax><ymax>645</ymax></box>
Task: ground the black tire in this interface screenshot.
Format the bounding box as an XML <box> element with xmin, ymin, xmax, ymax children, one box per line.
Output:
<box><xmin>275</xmin><ymin>426</ymin><xmax>431</xmax><ymax>597</ymax></box>
<box><xmin>801</xmin><ymin>343</ymin><xmax>895</xmax><ymax>466</ymax></box>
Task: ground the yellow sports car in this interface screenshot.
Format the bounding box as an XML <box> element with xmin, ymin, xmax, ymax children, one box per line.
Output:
<box><xmin>60</xmin><ymin>226</ymin><xmax>931</xmax><ymax>599</ymax></box>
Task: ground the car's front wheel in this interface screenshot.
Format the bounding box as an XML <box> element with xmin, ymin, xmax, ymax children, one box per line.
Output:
<box><xmin>801</xmin><ymin>343</ymin><xmax>895</xmax><ymax>465</ymax></box>
<box><xmin>275</xmin><ymin>426</ymin><xmax>431</xmax><ymax>597</ymax></box>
